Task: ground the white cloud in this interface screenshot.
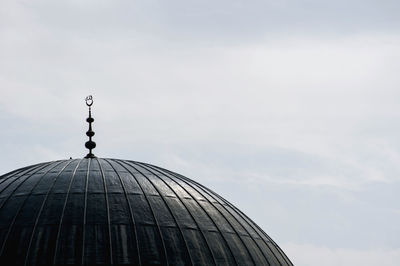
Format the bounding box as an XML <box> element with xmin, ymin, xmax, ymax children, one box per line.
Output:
<box><xmin>282</xmin><ymin>243</ymin><xmax>400</xmax><ymax>266</ymax></box>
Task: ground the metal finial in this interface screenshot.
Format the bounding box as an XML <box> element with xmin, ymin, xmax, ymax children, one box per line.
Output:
<box><xmin>86</xmin><ymin>95</ymin><xmax>93</xmax><ymax>106</ymax></box>
<box><xmin>84</xmin><ymin>95</ymin><xmax>96</xmax><ymax>158</ymax></box>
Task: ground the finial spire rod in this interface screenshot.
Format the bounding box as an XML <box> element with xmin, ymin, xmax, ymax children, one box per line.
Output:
<box><xmin>84</xmin><ymin>95</ymin><xmax>96</xmax><ymax>158</ymax></box>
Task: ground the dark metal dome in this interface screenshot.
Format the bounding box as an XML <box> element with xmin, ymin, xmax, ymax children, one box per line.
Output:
<box><xmin>0</xmin><ymin>158</ymin><xmax>292</xmax><ymax>265</ymax></box>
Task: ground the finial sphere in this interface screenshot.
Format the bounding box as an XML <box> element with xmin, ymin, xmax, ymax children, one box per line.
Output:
<box><xmin>85</xmin><ymin>95</ymin><xmax>93</xmax><ymax>106</ymax></box>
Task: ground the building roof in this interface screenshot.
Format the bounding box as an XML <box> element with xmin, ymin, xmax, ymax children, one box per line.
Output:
<box><xmin>0</xmin><ymin>158</ymin><xmax>292</xmax><ymax>265</ymax></box>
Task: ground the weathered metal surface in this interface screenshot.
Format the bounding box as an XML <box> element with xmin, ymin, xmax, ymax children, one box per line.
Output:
<box><xmin>0</xmin><ymin>158</ymin><xmax>293</xmax><ymax>265</ymax></box>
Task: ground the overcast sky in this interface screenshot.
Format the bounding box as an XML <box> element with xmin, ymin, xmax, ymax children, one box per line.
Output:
<box><xmin>1</xmin><ymin>1</ymin><xmax>400</xmax><ymax>265</ymax></box>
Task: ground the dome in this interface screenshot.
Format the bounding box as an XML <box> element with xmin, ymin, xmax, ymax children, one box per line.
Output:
<box><xmin>0</xmin><ymin>158</ymin><xmax>292</xmax><ymax>265</ymax></box>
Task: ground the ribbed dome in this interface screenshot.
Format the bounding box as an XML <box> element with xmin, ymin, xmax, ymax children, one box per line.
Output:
<box><xmin>0</xmin><ymin>158</ymin><xmax>292</xmax><ymax>265</ymax></box>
